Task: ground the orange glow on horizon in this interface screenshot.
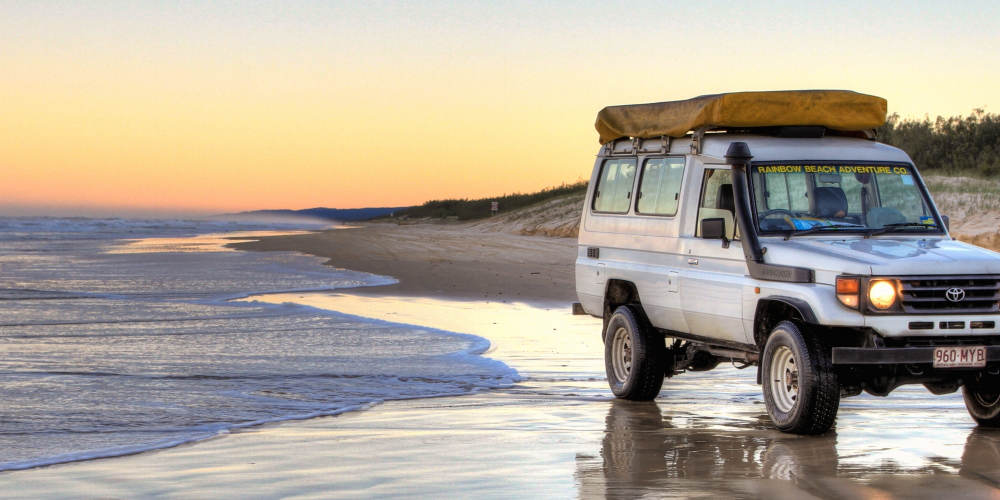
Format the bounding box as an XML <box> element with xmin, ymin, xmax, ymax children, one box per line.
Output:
<box><xmin>2</xmin><ymin>2</ymin><xmax>998</xmax><ymax>216</ymax></box>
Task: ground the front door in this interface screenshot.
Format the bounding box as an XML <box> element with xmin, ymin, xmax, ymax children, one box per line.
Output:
<box><xmin>679</xmin><ymin>167</ymin><xmax>750</xmax><ymax>345</ymax></box>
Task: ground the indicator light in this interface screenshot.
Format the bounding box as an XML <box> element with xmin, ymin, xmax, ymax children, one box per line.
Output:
<box><xmin>836</xmin><ymin>276</ymin><xmax>860</xmax><ymax>309</ymax></box>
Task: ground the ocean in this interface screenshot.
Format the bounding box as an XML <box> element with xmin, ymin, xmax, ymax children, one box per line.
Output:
<box><xmin>0</xmin><ymin>217</ymin><xmax>517</xmax><ymax>471</ymax></box>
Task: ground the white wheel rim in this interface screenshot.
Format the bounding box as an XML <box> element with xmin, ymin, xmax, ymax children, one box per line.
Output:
<box><xmin>974</xmin><ymin>389</ymin><xmax>1000</xmax><ymax>408</ymax></box>
<box><xmin>770</xmin><ymin>345</ymin><xmax>798</xmax><ymax>413</ymax></box>
<box><xmin>611</xmin><ymin>326</ymin><xmax>632</xmax><ymax>382</ymax></box>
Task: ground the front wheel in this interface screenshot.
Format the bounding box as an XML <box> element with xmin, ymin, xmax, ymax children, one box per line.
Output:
<box><xmin>761</xmin><ymin>321</ymin><xmax>839</xmax><ymax>434</ymax></box>
<box><xmin>604</xmin><ymin>306</ymin><xmax>665</xmax><ymax>400</ymax></box>
<box><xmin>964</xmin><ymin>378</ymin><xmax>1000</xmax><ymax>426</ymax></box>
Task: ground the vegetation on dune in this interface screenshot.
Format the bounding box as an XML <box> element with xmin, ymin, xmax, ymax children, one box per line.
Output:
<box><xmin>878</xmin><ymin>109</ymin><xmax>1000</xmax><ymax>176</ymax></box>
<box><xmin>388</xmin><ymin>181</ymin><xmax>588</xmax><ymax>220</ymax></box>
<box><xmin>389</xmin><ymin>110</ymin><xmax>1000</xmax><ymax>227</ymax></box>
<box><xmin>878</xmin><ymin>110</ymin><xmax>1000</xmax><ymax>227</ymax></box>
<box><xmin>923</xmin><ymin>175</ymin><xmax>1000</xmax><ymax>217</ymax></box>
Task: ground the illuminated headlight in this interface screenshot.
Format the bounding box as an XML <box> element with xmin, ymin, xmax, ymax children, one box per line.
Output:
<box><xmin>837</xmin><ymin>276</ymin><xmax>900</xmax><ymax>312</ymax></box>
<box><xmin>868</xmin><ymin>280</ymin><xmax>898</xmax><ymax>310</ymax></box>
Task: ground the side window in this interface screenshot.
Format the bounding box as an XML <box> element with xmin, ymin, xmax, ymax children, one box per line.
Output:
<box><xmin>876</xmin><ymin>172</ymin><xmax>926</xmax><ymax>219</ymax></box>
<box><xmin>762</xmin><ymin>172</ymin><xmax>808</xmax><ymax>212</ymax></box>
<box><xmin>636</xmin><ymin>157</ymin><xmax>685</xmax><ymax>216</ymax></box>
<box><xmin>695</xmin><ymin>168</ymin><xmax>738</xmax><ymax>240</ymax></box>
<box><xmin>592</xmin><ymin>158</ymin><xmax>637</xmax><ymax>213</ymax></box>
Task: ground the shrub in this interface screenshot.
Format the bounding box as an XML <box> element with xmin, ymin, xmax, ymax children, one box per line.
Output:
<box><xmin>878</xmin><ymin>109</ymin><xmax>1000</xmax><ymax>176</ymax></box>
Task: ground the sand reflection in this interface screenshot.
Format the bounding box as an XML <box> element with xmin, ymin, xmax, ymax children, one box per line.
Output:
<box><xmin>106</xmin><ymin>230</ymin><xmax>318</xmax><ymax>253</ymax></box>
<box><xmin>577</xmin><ymin>400</ymin><xmax>1000</xmax><ymax>498</ymax></box>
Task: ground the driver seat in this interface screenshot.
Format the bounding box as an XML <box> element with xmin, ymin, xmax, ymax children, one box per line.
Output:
<box><xmin>813</xmin><ymin>186</ymin><xmax>847</xmax><ymax>218</ymax></box>
<box><xmin>717</xmin><ymin>184</ymin><xmax>735</xmax><ymax>213</ymax></box>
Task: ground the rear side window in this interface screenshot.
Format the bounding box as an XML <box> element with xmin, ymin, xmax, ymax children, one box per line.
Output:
<box><xmin>636</xmin><ymin>157</ymin><xmax>685</xmax><ymax>216</ymax></box>
<box><xmin>761</xmin><ymin>171</ymin><xmax>809</xmax><ymax>212</ymax></box>
<box><xmin>592</xmin><ymin>158</ymin><xmax>637</xmax><ymax>213</ymax></box>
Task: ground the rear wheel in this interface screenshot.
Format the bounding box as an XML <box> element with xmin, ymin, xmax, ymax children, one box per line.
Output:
<box><xmin>604</xmin><ymin>306</ymin><xmax>665</xmax><ymax>400</ymax></box>
<box><xmin>761</xmin><ymin>321</ymin><xmax>839</xmax><ymax>434</ymax></box>
<box><xmin>963</xmin><ymin>378</ymin><xmax>1000</xmax><ymax>426</ymax></box>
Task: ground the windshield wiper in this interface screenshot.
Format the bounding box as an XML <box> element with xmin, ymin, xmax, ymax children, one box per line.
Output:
<box><xmin>865</xmin><ymin>222</ymin><xmax>941</xmax><ymax>238</ymax></box>
<box><xmin>783</xmin><ymin>224</ymin><xmax>866</xmax><ymax>240</ymax></box>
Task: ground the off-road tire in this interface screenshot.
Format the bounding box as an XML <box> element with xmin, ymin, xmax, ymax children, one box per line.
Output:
<box><xmin>963</xmin><ymin>379</ymin><xmax>1000</xmax><ymax>427</ymax></box>
<box><xmin>761</xmin><ymin>321</ymin><xmax>839</xmax><ymax>434</ymax></box>
<box><xmin>604</xmin><ymin>305</ymin><xmax>665</xmax><ymax>400</ymax></box>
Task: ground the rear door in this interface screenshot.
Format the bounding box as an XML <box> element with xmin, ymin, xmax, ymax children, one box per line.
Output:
<box><xmin>629</xmin><ymin>156</ymin><xmax>688</xmax><ymax>332</ymax></box>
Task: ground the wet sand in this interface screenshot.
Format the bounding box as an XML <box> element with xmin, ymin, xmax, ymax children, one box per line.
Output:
<box><xmin>4</xmin><ymin>224</ymin><xmax>1000</xmax><ymax>498</ymax></box>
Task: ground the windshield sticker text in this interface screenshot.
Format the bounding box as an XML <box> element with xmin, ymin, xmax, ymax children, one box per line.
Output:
<box><xmin>756</xmin><ymin>165</ymin><xmax>909</xmax><ymax>175</ymax></box>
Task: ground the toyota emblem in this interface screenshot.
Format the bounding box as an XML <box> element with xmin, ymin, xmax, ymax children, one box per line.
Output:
<box><xmin>945</xmin><ymin>287</ymin><xmax>966</xmax><ymax>302</ymax></box>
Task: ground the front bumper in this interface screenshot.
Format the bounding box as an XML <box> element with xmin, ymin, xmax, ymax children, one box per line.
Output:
<box><xmin>832</xmin><ymin>346</ymin><xmax>1000</xmax><ymax>365</ymax></box>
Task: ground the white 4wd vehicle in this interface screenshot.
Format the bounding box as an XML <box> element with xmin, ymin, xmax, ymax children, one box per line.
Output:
<box><xmin>575</xmin><ymin>91</ymin><xmax>1000</xmax><ymax>434</ymax></box>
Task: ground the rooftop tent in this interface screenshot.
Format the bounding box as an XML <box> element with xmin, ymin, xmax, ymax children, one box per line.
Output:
<box><xmin>594</xmin><ymin>90</ymin><xmax>888</xmax><ymax>145</ymax></box>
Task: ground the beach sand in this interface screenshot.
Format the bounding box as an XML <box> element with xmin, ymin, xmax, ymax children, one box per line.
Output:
<box><xmin>228</xmin><ymin>223</ymin><xmax>578</xmax><ymax>302</ymax></box>
<box><xmin>4</xmin><ymin>223</ymin><xmax>1000</xmax><ymax>498</ymax></box>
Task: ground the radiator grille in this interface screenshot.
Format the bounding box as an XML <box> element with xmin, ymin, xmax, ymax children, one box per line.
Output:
<box><xmin>899</xmin><ymin>276</ymin><xmax>1000</xmax><ymax>314</ymax></box>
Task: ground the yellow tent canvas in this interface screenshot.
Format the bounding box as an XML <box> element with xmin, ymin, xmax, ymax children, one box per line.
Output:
<box><xmin>595</xmin><ymin>90</ymin><xmax>887</xmax><ymax>144</ymax></box>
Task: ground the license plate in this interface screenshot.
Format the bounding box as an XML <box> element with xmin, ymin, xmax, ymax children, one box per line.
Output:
<box><xmin>933</xmin><ymin>346</ymin><xmax>987</xmax><ymax>368</ymax></box>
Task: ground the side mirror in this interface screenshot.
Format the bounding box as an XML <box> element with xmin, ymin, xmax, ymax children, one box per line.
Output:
<box><xmin>942</xmin><ymin>215</ymin><xmax>950</xmax><ymax>231</ymax></box>
<box><xmin>701</xmin><ymin>217</ymin><xmax>729</xmax><ymax>248</ymax></box>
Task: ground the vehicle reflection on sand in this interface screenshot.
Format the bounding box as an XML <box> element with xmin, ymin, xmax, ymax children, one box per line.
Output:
<box><xmin>576</xmin><ymin>400</ymin><xmax>1000</xmax><ymax>498</ymax></box>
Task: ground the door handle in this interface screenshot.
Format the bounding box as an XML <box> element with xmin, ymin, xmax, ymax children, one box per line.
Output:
<box><xmin>687</xmin><ymin>258</ymin><xmax>699</xmax><ymax>265</ymax></box>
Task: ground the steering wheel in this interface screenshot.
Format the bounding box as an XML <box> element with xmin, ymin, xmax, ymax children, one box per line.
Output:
<box><xmin>758</xmin><ymin>209</ymin><xmax>795</xmax><ymax>229</ymax></box>
<box><xmin>760</xmin><ymin>209</ymin><xmax>793</xmax><ymax>219</ymax></box>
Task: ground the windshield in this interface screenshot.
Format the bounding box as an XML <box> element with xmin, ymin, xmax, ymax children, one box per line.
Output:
<box><xmin>750</xmin><ymin>163</ymin><xmax>942</xmax><ymax>235</ymax></box>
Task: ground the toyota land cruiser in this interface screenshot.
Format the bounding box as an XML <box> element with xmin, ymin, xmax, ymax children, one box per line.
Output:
<box><xmin>575</xmin><ymin>90</ymin><xmax>1000</xmax><ymax>434</ymax></box>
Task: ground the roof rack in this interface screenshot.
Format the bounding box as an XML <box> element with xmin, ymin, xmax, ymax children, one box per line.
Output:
<box><xmin>600</xmin><ymin>126</ymin><xmax>877</xmax><ymax>156</ymax></box>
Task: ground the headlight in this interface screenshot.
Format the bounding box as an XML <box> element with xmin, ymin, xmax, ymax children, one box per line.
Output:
<box><xmin>868</xmin><ymin>280</ymin><xmax>897</xmax><ymax>310</ymax></box>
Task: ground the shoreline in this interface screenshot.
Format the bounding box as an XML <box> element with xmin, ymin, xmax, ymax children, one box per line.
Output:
<box><xmin>2</xmin><ymin>223</ymin><xmax>560</xmax><ymax>476</ymax></box>
<box><xmin>5</xmin><ymin>224</ymin><xmax>1000</xmax><ymax>498</ymax></box>
<box><xmin>0</xmin><ymin>223</ymin><xmax>573</xmax><ymax>477</ymax></box>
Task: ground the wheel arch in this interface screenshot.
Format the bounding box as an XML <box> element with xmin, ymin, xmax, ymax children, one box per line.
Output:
<box><xmin>753</xmin><ymin>296</ymin><xmax>817</xmax><ymax>347</ymax></box>
<box><xmin>603</xmin><ymin>279</ymin><xmax>643</xmax><ymax>341</ymax></box>
<box><xmin>753</xmin><ymin>297</ymin><xmax>817</xmax><ymax>384</ymax></box>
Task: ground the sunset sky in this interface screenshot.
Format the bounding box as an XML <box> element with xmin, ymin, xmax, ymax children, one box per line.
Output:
<box><xmin>2</xmin><ymin>1</ymin><xmax>999</xmax><ymax>216</ymax></box>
